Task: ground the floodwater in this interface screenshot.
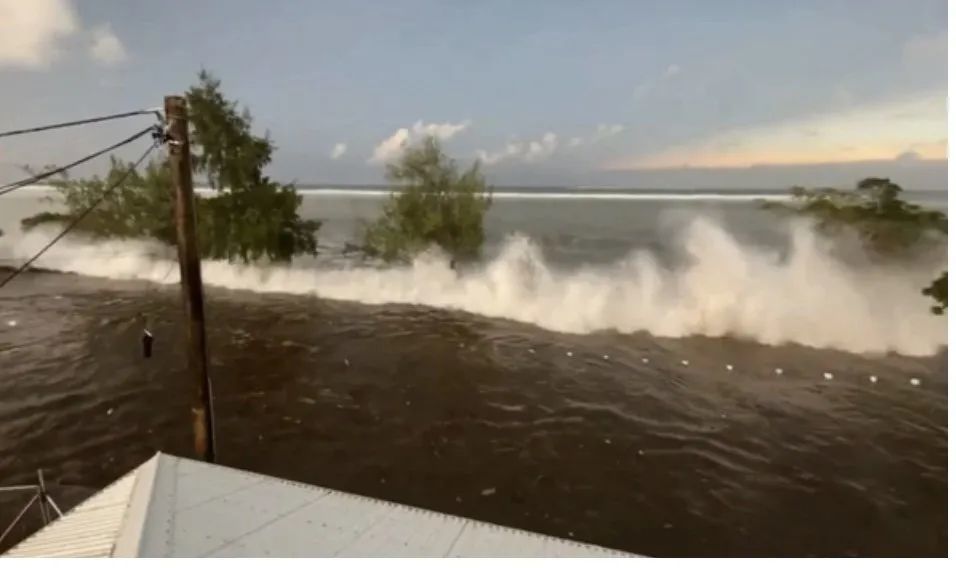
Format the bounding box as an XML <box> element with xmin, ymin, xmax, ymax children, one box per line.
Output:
<box><xmin>0</xmin><ymin>191</ymin><xmax>948</xmax><ymax>556</ymax></box>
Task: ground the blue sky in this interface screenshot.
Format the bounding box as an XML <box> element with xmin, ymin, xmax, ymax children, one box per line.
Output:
<box><xmin>0</xmin><ymin>0</ymin><xmax>948</xmax><ymax>188</ymax></box>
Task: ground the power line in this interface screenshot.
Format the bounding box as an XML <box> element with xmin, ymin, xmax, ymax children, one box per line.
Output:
<box><xmin>0</xmin><ymin>126</ymin><xmax>159</xmax><ymax>197</ymax></box>
<box><xmin>0</xmin><ymin>140</ymin><xmax>160</xmax><ymax>290</ymax></box>
<box><xmin>0</xmin><ymin>108</ymin><xmax>162</xmax><ymax>140</ymax></box>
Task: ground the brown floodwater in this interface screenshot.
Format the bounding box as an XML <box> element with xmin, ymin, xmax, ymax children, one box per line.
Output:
<box><xmin>0</xmin><ymin>268</ymin><xmax>947</xmax><ymax>557</ymax></box>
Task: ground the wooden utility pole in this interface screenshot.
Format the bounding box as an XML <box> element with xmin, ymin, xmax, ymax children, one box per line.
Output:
<box><xmin>165</xmin><ymin>95</ymin><xmax>216</xmax><ymax>463</ymax></box>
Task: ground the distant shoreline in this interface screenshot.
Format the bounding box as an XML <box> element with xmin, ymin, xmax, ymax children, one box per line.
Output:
<box><xmin>12</xmin><ymin>184</ymin><xmax>947</xmax><ymax>202</ymax></box>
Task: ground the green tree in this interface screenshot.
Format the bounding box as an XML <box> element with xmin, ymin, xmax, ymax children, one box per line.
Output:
<box><xmin>363</xmin><ymin>136</ymin><xmax>492</xmax><ymax>263</ymax></box>
<box><xmin>21</xmin><ymin>70</ymin><xmax>320</xmax><ymax>263</ymax></box>
<box><xmin>762</xmin><ymin>177</ymin><xmax>947</xmax><ymax>314</ymax></box>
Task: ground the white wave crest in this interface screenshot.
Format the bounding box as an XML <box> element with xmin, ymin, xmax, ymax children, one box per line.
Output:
<box><xmin>2</xmin><ymin>217</ymin><xmax>946</xmax><ymax>356</ymax></box>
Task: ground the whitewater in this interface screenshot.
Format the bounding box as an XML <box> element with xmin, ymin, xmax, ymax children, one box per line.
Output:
<box><xmin>2</xmin><ymin>215</ymin><xmax>945</xmax><ymax>357</ymax></box>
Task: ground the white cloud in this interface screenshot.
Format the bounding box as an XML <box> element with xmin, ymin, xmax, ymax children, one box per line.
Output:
<box><xmin>525</xmin><ymin>132</ymin><xmax>558</xmax><ymax>162</ymax></box>
<box><xmin>0</xmin><ymin>1</ymin><xmax>129</xmax><ymax>69</ymax></box>
<box><xmin>477</xmin><ymin>123</ymin><xmax>625</xmax><ymax>166</ymax></box>
<box><xmin>635</xmin><ymin>63</ymin><xmax>682</xmax><ymax>100</ymax></box>
<box><xmin>0</xmin><ymin>0</ymin><xmax>77</xmax><ymax>69</ymax></box>
<box><xmin>477</xmin><ymin>141</ymin><xmax>523</xmax><ymax>165</ymax></box>
<box><xmin>594</xmin><ymin>123</ymin><xmax>624</xmax><ymax>141</ymax></box>
<box><xmin>478</xmin><ymin>132</ymin><xmax>560</xmax><ymax>165</ymax></box>
<box><xmin>608</xmin><ymin>91</ymin><xmax>947</xmax><ymax>169</ymax></box>
<box><xmin>89</xmin><ymin>24</ymin><xmax>127</xmax><ymax>65</ymax></box>
<box><xmin>368</xmin><ymin>119</ymin><xmax>471</xmax><ymax>164</ymax></box>
<box><xmin>330</xmin><ymin>142</ymin><xmax>347</xmax><ymax>160</ymax></box>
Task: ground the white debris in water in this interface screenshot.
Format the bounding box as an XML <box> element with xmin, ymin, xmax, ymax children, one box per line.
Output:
<box><xmin>637</xmin><ymin>449</ymin><xmax>645</xmax><ymax>456</ymax></box>
<box><xmin>405</xmin><ymin>400</ymin><xmax>411</xmax><ymax>406</ymax></box>
<box><xmin>823</xmin><ymin>372</ymin><xmax>833</xmax><ymax>381</ymax></box>
<box><xmin>602</xmin><ymin>354</ymin><xmax>609</xmax><ymax>360</ymax></box>
<box><xmin>641</xmin><ymin>358</ymin><xmax>649</xmax><ymax>364</ymax></box>
<box><xmin>455</xmin><ymin>496</ymin><xmax>462</xmax><ymax>503</ymax></box>
<box><xmin>568</xmin><ymin>531</ymin><xmax>575</xmax><ymax>538</ymax></box>
<box><xmin>774</xmin><ymin>368</ymin><xmax>783</xmax><ymax>375</ymax></box>
<box><xmin>6</xmin><ymin>320</ymin><xmax>16</xmax><ymax>327</ymax></box>
<box><xmin>528</xmin><ymin>348</ymin><xmax>535</xmax><ymax>354</ymax></box>
<box><xmin>604</xmin><ymin>438</ymin><xmax>611</xmax><ymax>445</ymax></box>
<box><xmin>720</xmin><ymin>413</ymin><xmax>727</xmax><ymax>419</ymax></box>
<box><xmin>566</xmin><ymin>351</ymin><xmax>573</xmax><ymax>357</ymax></box>
<box><xmin>869</xmin><ymin>375</ymin><xmax>879</xmax><ymax>384</ymax></box>
<box><xmin>681</xmin><ymin>360</ymin><xmax>689</xmax><ymax>366</ymax></box>
<box><xmin>481</xmin><ymin>487</ymin><xmax>496</xmax><ymax>496</ymax></box>
<box><xmin>459</xmin><ymin>343</ymin><xmax>465</xmax><ymax>348</ymax></box>
<box><xmin>106</xmin><ymin>408</ymin><xmax>114</xmax><ymax>416</ymax></box>
<box><xmin>910</xmin><ymin>377</ymin><xmax>921</xmax><ymax>387</ymax></box>
<box><xmin>725</xmin><ymin>364</ymin><xmax>734</xmax><ymax>371</ymax></box>
<box><xmin>343</xmin><ymin>358</ymin><xmax>350</xmax><ymax>367</ymax></box>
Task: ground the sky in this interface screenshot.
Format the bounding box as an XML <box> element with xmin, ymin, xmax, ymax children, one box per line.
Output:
<box><xmin>0</xmin><ymin>0</ymin><xmax>948</xmax><ymax>189</ymax></box>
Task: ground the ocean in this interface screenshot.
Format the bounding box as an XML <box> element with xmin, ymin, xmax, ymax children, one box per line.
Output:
<box><xmin>0</xmin><ymin>187</ymin><xmax>948</xmax><ymax>556</ymax></box>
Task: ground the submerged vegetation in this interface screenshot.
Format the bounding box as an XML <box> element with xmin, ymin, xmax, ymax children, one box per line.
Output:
<box><xmin>362</xmin><ymin>136</ymin><xmax>492</xmax><ymax>263</ymax></box>
<box><xmin>762</xmin><ymin>178</ymin><xmax>947</xmax><ymax>314</ymax></box>
<box><xmin>21</xmin><ymin>70</ymin><xmax>320</xmax><ymax>263</ymax></box>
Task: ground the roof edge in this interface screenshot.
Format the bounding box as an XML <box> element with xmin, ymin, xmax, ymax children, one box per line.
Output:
<box><xmin>111</xmin><ymin>452</ymin><xmax>162</xmax><ymax>557</ymax></box>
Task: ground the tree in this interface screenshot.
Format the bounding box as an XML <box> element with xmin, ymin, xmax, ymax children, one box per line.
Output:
<box><xmin>21</xmin><ymin>70</ymin><xmax>320</xmax><ymax>263</ymax></box>
<box><xmin>762</xmin><ymin>178</ymin><xmax>947</xmax><ymax>314</ymax></box>
<box><xmin>363</xmin><ymin>136</ymin><xmax>492</xmax><ymax>263</ymax></box>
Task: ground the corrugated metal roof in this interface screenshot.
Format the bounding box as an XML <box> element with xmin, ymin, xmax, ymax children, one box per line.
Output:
<box><xmin>5</xmin><ymin>453</ymin><xmax>632</xmax><ymax>558</ymax></box>
<box><xmin>4</xmin><ymin>461</ymin><xmax>144</xmax><ymax>558</ymax></box>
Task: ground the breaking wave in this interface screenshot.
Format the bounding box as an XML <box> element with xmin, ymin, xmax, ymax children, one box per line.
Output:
<box><xmin>1</xmin><ymin>217</ymin><xmax>946</xmax><ymax>356</ymax></box>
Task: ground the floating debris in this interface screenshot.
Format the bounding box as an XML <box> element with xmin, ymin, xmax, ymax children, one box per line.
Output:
<box><xmin>725</xmin><ymin>364</ymin><xmax>734</xmax><ymax>371</ymax></box>
<box><xmin>455</xmin><ymin>496</ymin><xmax>462</xmax><ymax>503</ymax></box>
<box><xmin>602</xmin><ymin>354</ymin><xmax>609</xmax><ymax>360</ymax></box>
<box><xmin>459</xmin><ymin>343</ymin><xmax>465</xmax><ymax>348</ymax></box>
<box><xmin>566</xmin><ymin>351</ymin><xmax>573</xmax><ymax>357</ymax></box>
<box><xmin>568</xmin><ymin>531</ymin><xmax>575</xmax><ymax>538</ymax></box>
<box><xmin>528</xmin><ymin>348</ymin><xmax>536</xmax><ymax>354</ymax></box>
<box><xmin>637</xmin><ymin>449</ymin><xmax>645</xmax><ymax>456</ymax></box>
<box><xmin>774</xmin><ymin>368</ymin><xmax>783</xmax><ymax>375</ymax></box>
<box><xmin>298</xmin><ymin>397</ymin><xmax>316</xmax><ymax>405</ymax></box>
<box><xmin>869</xmin><ymin>375</ymin><xmax>879</xmax><ymax>384</ymax></box>
<box><xmin>343</xmin><ymin>358</ymin><xmax>350</xmax><ymax>367</ymax></box>
<box><xmin>6</xmin><ymin>320</ymin><xmax>16</xmax><ymax>327</ymax></box>
<box><xmin>481</xmin><ymin>487</ymin><xmax>496</xmax><ymax>496</ymax></box>
<box><xmin>604</xmin><ymin>438</ymin><xmax>611</xmax><ymax>445</ymax></box>
<box><xmin>910</xmin><ymin>377</ymin><xmax>921</xmax><ymax>387</ymax></box>
<box><xmin>823</xmin><ymin>372</ymin><xmax>833</xmax><ymax>381</ymax></box>
<box><xmin>405</xmin><ymin>400</ymin><xmax>411</xmax><ymax>406</ymax></box>
<box><xmin>106</xmin><ymin>408</ymin><xmax>114</xmax><ymax>416</ymax></box>
<box><xmin>641</xmin><ymin>357</ymin><xmax>649</xmax><ymax>364</ymax></box>
<box><xmin>680</xmin><ymin>360</ymin><xmax>689</xmax><ymax>366</ymax></box>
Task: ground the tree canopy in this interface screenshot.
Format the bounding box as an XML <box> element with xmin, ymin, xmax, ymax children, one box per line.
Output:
<box><xmin>762</xmin><ymin>178</ymin><xmax>947</xmax><ymax>314</ymax></box>
<box><xmin>362</xmin><ymin>136</ymin><xmax>492</xmax><ymax>263</ymax></box>
<box><xmin>21</xmin><ymin>70</ymin><xmax>320</xmax><ymax>263</ymax></box>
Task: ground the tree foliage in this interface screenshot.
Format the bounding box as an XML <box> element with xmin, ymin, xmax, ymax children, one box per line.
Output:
<box><xmin>363</xmin><ymin>136</ymin><xmax>492</xmax><ymax>263</ymax></box>
<box><xmin>762</xmin><ymin>178</ymin><xmax>947</xmax><ymax>314</ymax></box>
<box><xmin>21</xmin><ymin>70</ymin><xmax>320</xmax><ymax>263</ymax></box>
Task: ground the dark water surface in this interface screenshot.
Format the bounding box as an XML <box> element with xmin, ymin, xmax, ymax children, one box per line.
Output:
<box><xmin>0</xmin><ymin>268</ymin><xmax>947</xmax><ymax>557</ymax></box>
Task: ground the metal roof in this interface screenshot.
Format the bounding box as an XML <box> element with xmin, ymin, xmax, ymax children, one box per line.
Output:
<box><xmin>5</xmin><ymin>453</ymin><xmax>631</xmax><ymax>557</ymax></box>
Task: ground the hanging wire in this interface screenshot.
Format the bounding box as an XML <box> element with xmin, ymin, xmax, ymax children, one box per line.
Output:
<box><xmin>0</xmin><ymin>126</ymin><xmax>158</xmax><ymax>198</ymax></box>
<box><xmin>0</xmin><ymin>108</ymin><xmax>162</xmax><ymax>140</ymax></box>
<box><xmin>0</xmin><ymin>140</ymin><xmax>160</xmax><ymax>290</ymax></box>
